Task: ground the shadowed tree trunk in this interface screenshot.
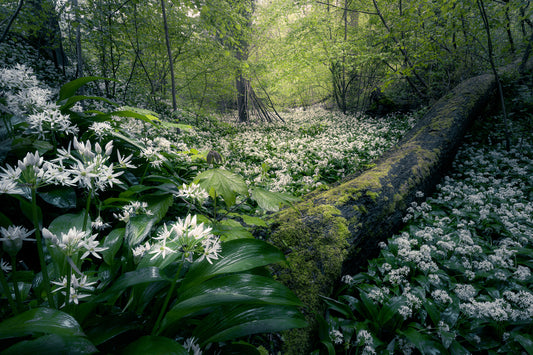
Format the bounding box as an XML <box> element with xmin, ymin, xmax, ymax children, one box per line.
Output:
<box><xmin>255</xmin><ymin>61</ymin><xmax>531</xmax><ymax>354</ymax></box>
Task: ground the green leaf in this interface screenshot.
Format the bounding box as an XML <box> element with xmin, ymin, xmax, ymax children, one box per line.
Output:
<box><xmin>2</xmin><ymin>334</ymin><xmax>97</xmax><ymax>355</ymax></box>
<box><xmin>399</xmin><ymin>326</ymin><xmax>445</xmax><ymax>355</ymax></box>
<box><xmin>145</xmin><ymin>194</ymin><xmax>174</xmax><ymax>223</ymax></box>
<box><xmin>108</xmin><ymin>130</ymin><xmax>145</xmax><ymax>151</ymax></box>
<box><xmin>449</xmin><ymin>340</ymin><xmax>471</xmax><ymax>355</ymax></box>
<box><xmin>59</xmin><ymin>95</ymin><xmax>117</xmax><ymax>111</ymax></box>
<box><xmin>121</xmin><ymin>336</ymin><xmax>188</xmax><ymax>355</ymax></box>
<box><xmin>194</xmin><ymin>168</ymin><xmax>248</xmax><ymax>208</ymax></box>
<box><xmin>94</xmin><ymin>267</ymin><xmax>164</xmax><ymax>304</ymax></box>
<box><xmin>58</xmin><ymin>76</ymin><xmax>117</xmax><ymax>101</ymax></box>
<box><xmin>251</xmin><ymin>187</ymin><xmax>299</xmax><ymax>212</ymax></box>
<box><xmin>125</xmin><ymin>214</ymin><xmax>155</xmax><ymax>247</ymax></box>
<box><xmin>194</xmin><ymin>305</ymin><xmax>307</xmax><ymax>345</ymax></box>
<box><xmin>102</xmin><ymin>228</ymin><xmax>125</xmax><ymax>266</ymax></box>
<box><xmin>0</xmin><ymin>308</ymin><xmax>85</xmax><ymax>339</ymax></box>
<box><xmin>38</xmin><ymin>187</ymin><xmax>76</xmax><ymax>209</ymax></box>
<box><xmin>14</xmin><ymin>195</ymin><xmax>42</xmax><ymax>227</ymax></box>
<box><xmin>161</xmin><ymin>274</ymin><xmax>301</xmax><ymax>331</ymax></box>
<box><xmin>180</xmin><ymin>239</ymin><xmax>285</xmax><ymax>290</ymax></box>
<box><xmin>320</xmin><ymin>295</ymin><xmax>355</xmax><ymax>319</ymax></box>
<box><xmin>516</xmin><ymin>334</ymin><xmax>533</xmax><ymax>355</ymax></box>
<box><xmin>230</xmin><ymin>213</ymin><xmax>267</xmax><ymax>227</ymax></box>
<box><xmin>48</xmin><ymin>210</ymin><xmax>88</xmax><ymax>235</ymax></box>
<box><xmin>84</xmin><ymin>314</ymin><xmax>139</xmax><ymax>346</ymax></box>
<box><xmin>215</xmin><ymin>219</ymin><xmax>254</xmax><ymax>240</ymax></box>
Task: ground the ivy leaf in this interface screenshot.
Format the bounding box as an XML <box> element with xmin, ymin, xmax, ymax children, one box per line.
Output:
<box><xmin>194</xmin><ymin>168</ymin><xmax>248</xmax><ymax>208</ymax></box>
<box><xmin>251</xmin><ymin>187</ymin><xmax>299</xmax><ymax>212</ymax></box>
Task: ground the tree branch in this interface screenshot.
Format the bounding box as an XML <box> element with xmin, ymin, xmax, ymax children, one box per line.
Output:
<box><xmin>315</xmin><ymin>1</ymin><xmax>377</xmax><ymax>15</ymax></box>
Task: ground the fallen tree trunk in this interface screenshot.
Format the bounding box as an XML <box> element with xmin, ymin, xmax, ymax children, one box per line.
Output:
<box><xmin>256</xmin><ymin>64</ymin><xmax>529</xmax><ymax>353</ymax></box>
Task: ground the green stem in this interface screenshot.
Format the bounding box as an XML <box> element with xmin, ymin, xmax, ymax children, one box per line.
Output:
<box><xmin>31</xmin><ymin>187</ymin><xmax>55</xmax><ymax>308</ymax></box>
<box><xmin>65</xmin><ymin>266</ymin><xmax>72</xmax><ymax>312</ymax></box>
<box><xmin>10</xmin><ymin>255</ymin><xmax>22</xmax><ymax>312</ymax></box>
<box><xmin>139</xmin><ymin>164</ymin><xmax>149</xmax><ymax>185</ymax></box>
<box><xmin>152</xmin><ymin>256</ymin><xmax>185</xmax><ymax>336</ymax></box>
<box><xmin>82</xmin><ymin>191</ymin><xmax>92</xmax><ymax>232</ymax></box>
<box><xmin>0</xmin><ymin>262</ymin><xmax>18</xmax><ymax>315</ymax></box>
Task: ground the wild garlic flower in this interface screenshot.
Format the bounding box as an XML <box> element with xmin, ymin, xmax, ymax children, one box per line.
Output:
<box><xmin>183</xmin><ymin>337</ymin><xmax>202</xmax><ymax>355</ymax></box>
<box><xmin>42</xmin><ymin>227</ymin><xmax>107</xmax><ymax>259</ymax></box>
<box><xmin>0</xmin><ymin>259</ymin><xmax>12</xmax><ymax>273</ymax></box>
<box><xmin>329</xmin><ymin>329</ymin><xmax>344</xmax><ymax>345</ymax></box>
<box><xmin>147</xmin><ymin>215</ymin><xmax>221</xmax><ymax>265</ymax></box>
<box><xmin>52</xmin><ymin>273</ymin><xmax>96</xmax><ymax>306</ymax></box>
<box><xmin>0</xmin><ymin>225</ymin><xmax>35</xmax><ymax>256</ymax></box>
<box><xmin>89</xmin><ymin>122</ymin><xmax>112</xmax><ymax>141</ymax></box>
<box><xmin>26</xmin><ymin>109</ymin><xmax>78</xmax><ymax>139</ymax></box>
<box><xmin>54</xmin><ymin>138</ymin><xmax>123</xmax><ymax>193</ymax></box>
<box><xmin>114</xmin><ymin>201</ymin><xmax>153</xmax><ymax>223</ymax></box>
<box><xmin>175</xmin><ymin>183</ymin><xmax>209</xmax><ymax>203</ymax></box>
<box><xmin>132</xmin><ymin>242</ymin><xmax>151</xmax><ymax>264</ymax></box>
<box><xmin>91</xmin><ymin>216</ymin><xmax>111</xmax><ymax>231</ymax></box>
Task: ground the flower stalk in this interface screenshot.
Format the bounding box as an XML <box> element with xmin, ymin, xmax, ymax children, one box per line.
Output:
<box><xmin>31</xmin><ymin>187</ymin><xmax>55</xmax><ymax>308</ymax></box>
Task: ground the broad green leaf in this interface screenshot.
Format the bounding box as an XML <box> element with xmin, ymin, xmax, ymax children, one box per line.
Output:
<box><xmin>84</xmin><ymin>314</ymin><xmax>139</xmax><ymax>346</ymax></box>
<box><xmin>109</xmin><ymin>130</ymin><xmax>145</xmax><ymax>151</ymax></box>
<box><xmin>38</xmin><ymin>187</ymin><xmax>76</xmax><ymax>209</ymax></box>
<box><xmin>161</xmin><ymin>274</ymin><xmax>302</xmax><ymax>331</ymax></box>
<box><xmin>58</xmin><ymin>76</ymin><xmax>117</xmax><ymax>102</ymax></box>
<box><xmin>145</xmin><ymin>194</ymin><xmax>174</xmax><ymax>223</ymax></box>
<box><xmin>399</xmin><ymin>326</ymin><xmax>445</xmax><ymax>355</ymax></box>
<box><xmin>2</xmin><ymin>334</ymin><xmax>97</xmax><ymax>355</ymax></box>
<box><xmin>449</xmin><ymin>340</ymin><xmax>470</xmax><ymax>355</ymax></box>
<box><xmin>377</xmin><ymin>296</ymin><xmax>404</xmax><ymax>327</ymax></box>
<box><xmin>218</xmin><ymin>342</ymin><xmax>261</xmax><ymax>355</ymax></box>
<box><xmin>215</xmin><ymin>219</ymin><xmax>254</xmax><ymax>240</ymax></box>
<box><xmin>251</xmin><ymin>187</ymin><xmax>299</xmax><ymax>212</ymax></box>
<box><xmin>121</xmin><ymin>336</ymin><xmax>188</xmax><ymax>355</ymax></box>
<box><xmin>125</xmin><ymin>214</ymin><xmax>155</xmax><ymax>247</ymax></box>
<box><xmin>13</xmin><ymin>194</ymin><xmax>42</xmax><ymax>227</ymax></box>
<box><xmin>194</xmin><ymin>305</ymin><xmax>307</xmax><ymax>345</ymax></box>
<box><xmin>320</xmin><ymin>295</ymin><xmax>355</xmax><ymax>319</ymax></box>
<box><xmin>94</xmin><ymin>267</ymin><xmax>164</xmax><ymax>304</ymax></box>
<box><xmin>102</xmin><ymin>228</ymin><xmax>125</xmax><ymax>266</ymax></box>
<box><xmin>0</xmin><ymin>308</ymin><xmax>85</xmax><ymax>339</ymax></box>
<box><xmin>228</xmin><ymin>213</ymin><xmax>267</xmax><ymax>227</ymax></box>
<box><xmin>180</xmin><ymin>239</ymin><xmax>285</xmax><ymax>290</ymax></box>
<box><xmin>516</xmin><ymin>334</ymin><xmax>533</xmax><ymax>355</ymax></box>
<box><xmin>194</xmin><ymin>168</ymin><xmax>248</xmax><ymax>208</ymax></box>
<box><xmin>48</xmin><ymin>210</ymin><xmax>88</xmax><ymax>235</ymax></box>
<box><xmin>59</xmin><ymin>95</ymin><xmax>117</xmax><ymax>111</ymax></box>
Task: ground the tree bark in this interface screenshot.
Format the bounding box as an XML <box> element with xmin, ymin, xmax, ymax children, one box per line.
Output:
<box><xmin>161</xmin><ymin>0</ymin><xmax>177</xmax><ymax>111</ymax></box>
<box><xmin>256</xmin><ymin>61</ymin><xmax>531</xmax><ymax>354</ymax></box>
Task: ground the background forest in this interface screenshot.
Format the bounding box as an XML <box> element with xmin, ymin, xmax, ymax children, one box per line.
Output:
<box><xmin>0</xmin><ymin>0</ymin><xmax>532</xmax><ymax>354</ymax></box>
<box><xmin>2</xmin><ymin>0</ymin><xmax>531</xmax><ymax>117</ymax></box>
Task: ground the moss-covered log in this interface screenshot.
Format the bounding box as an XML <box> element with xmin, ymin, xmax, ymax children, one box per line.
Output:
<box><xmin>258</xmin><ymin>72</ymin><xmax>506</xmax><ymax>354</ymax></box>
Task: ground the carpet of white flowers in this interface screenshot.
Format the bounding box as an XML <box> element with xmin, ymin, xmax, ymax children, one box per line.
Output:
<box><xmin>324</xmin><ymin>118</ymin><xmax>533</xmax><ymax>354</ymax></box>
<box><xmin>182</xmin><ymin>109</ymin><xmax>417</xmax><ymax>195</ymax></box>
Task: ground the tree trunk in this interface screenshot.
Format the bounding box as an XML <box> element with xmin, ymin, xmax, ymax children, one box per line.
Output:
<box><xmin>161</xmin><ymin>0</ymin><xmax>177</xmax><ymax>111</ymax></box>
<box><xmin>256</xmin><ymin>61</ymin><xmax>531</xmax><ymax>354</ymax></box>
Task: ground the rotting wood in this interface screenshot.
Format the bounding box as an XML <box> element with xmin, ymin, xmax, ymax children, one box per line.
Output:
<box><xmin>255</xmin><ymin>61</ymin><xmax>532</xmax><ymax>354</ymax></box>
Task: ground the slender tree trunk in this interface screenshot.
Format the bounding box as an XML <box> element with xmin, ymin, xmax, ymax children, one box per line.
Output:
<box><xmin>73</xmin><ymin>0</ymin><xmax>83</xmax><ymax>79</ymax></box>
<box><xmin>160</xmin><ymin>0</ymin><xmax>177</xmax><ymax>111</ymax></box>
<box><xmin>0</xmin><ymin>0</ymin><xmax>24</xmax><ymax>43</ymax></box>
<box><xmin>477</xmin><ymin>0</ymin><xmax>510</xmax><ymax>150</ymax></box>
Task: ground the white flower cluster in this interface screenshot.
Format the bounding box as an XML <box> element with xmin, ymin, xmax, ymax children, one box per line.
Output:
<box><xmin>175</xmin><ymin>183</ymin><xmax>209</xmax><ymax>203</ymax></box>
<box><xmin>51</xmin><ymin>273</ymin><xmax>96</xmax><ymax>306</ymax></box>
<box><xmin>0</xmin><ymin>64</ymin><xmax>78</xmax><ymax>139</ymax></box>
<box><xmin>186</xmin><ymin>106</ymin><xmax>416</xmax><ymax>194</ymax></box>
<box><xmin>42</xmin><ymin>226</ymin><xmax>107</xmax><ymax>259</ymax></box>
<box><xmin>134</xmin><ymin>215</ymin><xmax>221</xmax><ymax>265</ymax></box>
